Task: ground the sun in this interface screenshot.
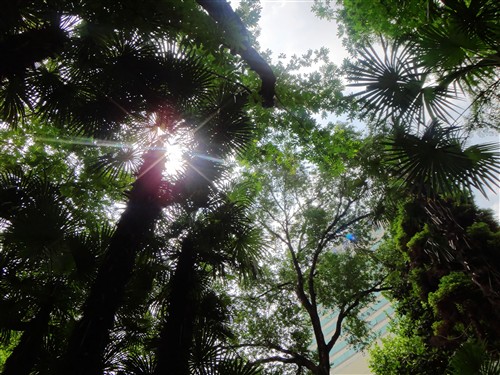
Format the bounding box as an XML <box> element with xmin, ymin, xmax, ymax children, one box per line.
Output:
<box><xmin>164</xmin><ymin>140</ymin><xmax>186</xmax><ymax>176</ymax></box>
<box><xmin>160</xmin><ymin>129</ymin><xmax>193</xmax><ymax>177</ymax></box>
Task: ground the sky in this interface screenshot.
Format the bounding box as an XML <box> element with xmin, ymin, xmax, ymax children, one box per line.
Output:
<box><xmin>250</xmin><ymin>0</ymin><xmax>500</xmax><ymax>218</ymax></box>
<box><xmin>258</xmin><ymin>1</ymin><xmax>347</xmax><ymax>64</ymax></box>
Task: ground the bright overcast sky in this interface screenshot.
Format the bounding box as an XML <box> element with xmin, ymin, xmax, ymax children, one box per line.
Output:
<box><xmin>237</xmin><ymin>0</ymin><xmax>500</xmax><ymax>217</ymax></box>
<box><xmin>258</xmin><ymin>0</ymin><xmax>348</xmax><ymax>64</ymax></box>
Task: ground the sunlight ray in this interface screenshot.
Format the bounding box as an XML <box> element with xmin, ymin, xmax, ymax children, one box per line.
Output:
<box><xmin>35</xmin><ymin>136</ymin><xmax>136</xmax><ymax>150</ymax></box>
<box><xmin>136</xmin><ymin>152</ymin><xmax>168</xmax><ymax>180</ymax></box>
<box><xmin>190</xmin><ymin>153</ymin><xmax>225</xmax><ymax>164</ymax></box>
<box><xmin>193</xmin><ymin>110</ymin><xmax>218</xmax><ymax>134</ymax></box>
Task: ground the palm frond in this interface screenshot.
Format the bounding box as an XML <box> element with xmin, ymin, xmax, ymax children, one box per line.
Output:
<box><xmin>448</xmin><ymin>340</ymin><xmax>500</xmax><ymax>375</ymax></box>
<box><xmin>383</xmin><ymin>121</ymin><xmax>500</xmax><ymax>197</ymax></box>
<box><xmin>189</xmin><ymin>328</ymin><xmax>262</xmax><ymax>375</ymax></box>
<box><xmin>217</xmin><ymin>357</ymin><xmax>262</xmax><ymax>375</ymax></box>
<box><xmin>117</xmin><ymin>352</ymin><xmax>156</xmax><ymax>375</ymax></box>
<box><xmin>193</xmin><ymin>192</ymin><xmax>262</xmax><ymax>280</ymax></box>
<box><xmin>157</xmin><ymin>40</ymin><xmax>216</xmax><ymax>111</ymax></box>
<box><xmin>90</xmin><ymin>146</ymin><xmax>142</xmax><ymax>181</ymax></box>
<box><xmin>441</xmin><ymin>0</ymin><xmax>499</xmax><ymax>49</ymax></box>
<box><xmin>347</xmin><ymin>41</ymin><xmax>458</xmax><ymax>126</ymax></box>
<box><xmin>0</xmin><ymin>75</ymin><xmax>31</xmax><ymax>126</ymax></box>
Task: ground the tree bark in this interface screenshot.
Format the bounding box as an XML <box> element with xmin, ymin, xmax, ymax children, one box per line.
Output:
<box><xmin>61</xmin><ymin>149</ymin><xmax>164</xmax><ymax>375</ymax></box>
<box><xmin>196</xmin><ymin>0</ymin><xmax>276</xmax><ymax>107</ymax></box>
<box><xmin>2</xmin><ymin>303</ymin><xmax>52</xmax><ymax>375</ymax></box>
<box><xmin>154</xmin><ymin>238</ymin><xmax>198</xmax><ymax>375</ymax></box>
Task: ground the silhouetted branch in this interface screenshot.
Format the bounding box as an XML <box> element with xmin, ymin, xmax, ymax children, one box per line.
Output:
<box><xmin>196</xmin><ymin>0</ymin><xmax>276</xmax><ymax>107</ymax></box>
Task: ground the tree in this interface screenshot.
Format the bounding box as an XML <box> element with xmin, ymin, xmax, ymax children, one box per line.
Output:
<box><xmin>369</xmin><ymin>316</ymin><xmax>446</xmax><ymax>375</ymax></box>
<box><xmin>312</xmin><ymin>0</ymin><xmax>437</xmax><ymax>46</ymax></box>
<box><xmin>1</xmin><ymin>1</ymin><xmax>274</xmax><ymax>373</ymax></box>
<box><xmin>229</xmin><ymin>129</ymin><xmax>389</xmax><ymax>375</ymax></box>
<box><xmin>362</xmin><ymin>121</ymin><xmax>500</xmax><ymax>374</ymax></box>
<box><xmin>0</xmin><ymin>167</ymin><xmax>114</xmax><ymax>375</ymax></box>
<box><xmin>335</xmin><ymin>2</ymin><xmax>500</xmax><ymax>364</ymax></box>
<box><xmin>344</xmin><ymin>0</ymin><xmax>499</xmax><ymax>130</ymax></box>
<box><xmin>368</xmin><ymin>199</ymin><xmax>500</xmax><ymax>374</ymax></box>
<box><xmin>0</xmin><ymin>0</ymin><xmax>276</xmax><ymax>127</ymax></box>
<box><xmin>448</xmin><ymin>340</ymin><xmax>500</xmax><ymax>375</ymax></box>
<box><xmin>60</xmin><ymin>63</ymin><xmax>257</xmax><ymax>375</ymax></box>
<box><xmin>154</xmin><ymin>185</ymin><xmax>262</xmax><ymax>375</ymax></box>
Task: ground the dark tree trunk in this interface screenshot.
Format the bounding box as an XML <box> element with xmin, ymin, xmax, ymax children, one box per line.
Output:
<box><xmin>318</xmin><ymin>351</ymin><xmax>331</xmax><ymax>375</ymax></box>
<box><xmin>61</xmin><ymin>149</ymin><xmax>164</xmax><ymax>375</ymax></box>
<box><xmin>2</xmin><ymin>303</ymin><xmax>52</xmax><ymax>375</ymax></box>
<box><xmin>195</xmin><ymin>0</ymin><xmax>276</xmax><ymax>107</ymax></box>
<box><xmin>154</xmin><ymin>238</ymin><xmax>198</xmax><ymax>375</ymax></box>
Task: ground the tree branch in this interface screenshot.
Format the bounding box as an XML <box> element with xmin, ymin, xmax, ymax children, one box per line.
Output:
<box><xmin>308</xmin><ymin>210</ymin><xmax>372</xmax><ymax>309</ymax></box>
<box><xmin>250</xmin><ymin>281</ymin><xmax>294</xmax><ymax>299</ymax></box>
<box><xmin>318</xmin><ymin>197</ymin><xmax>353</xmax><ymax>248</ymax></box>
<box><xmin>239</xmin><ymin>342</ymin><xmax>318</xmax><ymax>372</ymax></box>
<box><xmin>196</xmin><ymin>0</ymin><xmax>276</xmax><ymax>107</ymax></box>
<box><xmin>325</xmin><ymin>212</ymin><xmax>372</xmax><ymax>243</ymax></box>
<box><xmin>326</xmin><ymin>282</ymin><xmax>392</xmax><ymax>352</ymax></box>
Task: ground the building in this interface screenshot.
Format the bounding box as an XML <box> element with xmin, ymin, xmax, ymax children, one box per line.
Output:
<box><xmin>311</xmin><ymin>293</ymin><xmax>393</xmax><ymax>374</ymax></box>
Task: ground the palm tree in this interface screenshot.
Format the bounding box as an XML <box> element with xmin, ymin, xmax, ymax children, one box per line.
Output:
<box><xmin>448</xmin><ymin>340</ymin><xmax>500</xmax><ymax>375</ymax></box>
<box><xmin>351</xmin><ymin>16</ymin><xmax>500</xmax><ymax>353</ymax></box>
<box><xmin>383</xmin><ymin>121</ymin><xmax>498</xmax><ymax>267</ymax></box>
<box><xmin>154</xmin><ymin>186</ymin><xmax>261</xmax><ymax>375</ymax></box>
<box><xmin>382</xmin><ymin>121</ymin><xmax>499</xmax><ymax>198</ymax></box>
<box><xmin>347</xmin><ymin>0</ymin><xmax>499</xmax><ymax>131</ymax></box>
<box><xmin>0</xmin><ymin>0</ymin><xmax>275</xmax><ymax>128</ymax></box>
<box><xmin>2</xmin><ymin>2</ymin><xmax>271</xmax><ymax>372</ymax></box>
<box><xmin>0</xmin><ymin>168</ymin><xmax>111</xmax><ymax>375</ymax></box>
<box><xmin>346</xmin><ymin>0</ymin><xmax>500</xmax><ymax>301</ymax></box>
<box><xmin>347</xmin><ymin>40</ymin><xmax>459</xmax><ymax>128</ymax></box>
<box><xmin>59</xmin><ymin>47</ymin><xmax>255</xmax><ymax>373</ymax></box>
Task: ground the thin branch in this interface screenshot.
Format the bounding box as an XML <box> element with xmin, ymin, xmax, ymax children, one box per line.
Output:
<box><xmin>259</xmin><ymin>220</ymin><xmax>289</xmax><ymax>247</ymax></box>
<box><xmin>259</xmin><ymin>205</ymin><xmax>287</xmax><ymax>234</ymax></box>
<box><xmin>318</xmin><ymin>197</ymin><xmax>352</xmax><ymax>249</ymax></box>
<box><xmin>324</xmin><ymin>212</ymin><xmax>372</xmax><ymax>243</ymax></box>
<box><xmin>250</xmin><ymin>281</ymin><xmax>294</xmax><ymax>299</ymax></box>
<box><xmin>326</xmin><ymin>282</ymin><xmax>392</xmax><ymax>352</ymax></box>
<box><xmin>308</xmin><ymin>211</ymin><xmax>373</xmax><ymax>309</ymax></box>
<box><xmin>269</xmin><ymin>188</ymin><xmax>286</xmax><ymax>215</ymax></box>
<box><xmin>240</xmin><ymin>343</ymin><xmax>318</xmax><ymax>372</ymax></box>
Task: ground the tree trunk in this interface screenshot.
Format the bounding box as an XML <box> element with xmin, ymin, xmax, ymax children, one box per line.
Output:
<box><xmin>154</xmin><ymin>238</ymin><xmax>198</xmax><ymax>375</ymax></box>
<box><xmin>2</xmin><ymin>303</ymin><xmax>52</xmax><ymax>375</ymax></box>
<box><xmin>318</xmin><ymin>350</ymin><xmax>331</xmax><ymax>375</ymax></box>
<box><xmin>61</xmin><ymin>149</ymin><xmax>164</xmax><ymax>375</ymax></box>
<box><xmin>195</xmin><ymin>0</ymin><xmax>276</xmax><ymax>107</ymax></box>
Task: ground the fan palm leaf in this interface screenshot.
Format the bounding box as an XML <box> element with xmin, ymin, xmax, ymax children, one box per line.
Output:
<box><xmin>117</xmin><ymin>352</ymin><xmax>157</xmax><ymax>375</ymax></box>
<box><xmin>0</xmin><ymin>75</ymin><xmax>31</xmax><ymax>125</ymax></box>
<box><xmin>347</xmin><ymin>41</ymin><xmax>458</xmax><ymax>126</ymax></box>
<box><xmin>416</xmin><ymin>8</ymin><xmax>499</xmax><ymax>93</ymax></box>
<box><xmin>448</xmin><ymin>340</ymin><xmax>500</xmax><ymax>375</ymax></box>
<box><xmin>382</xmin><ymin>121</ymin><xmax>500</xmax><ymax>197</ymax></box>
<box><xmin>154</xmin><ymin>183</ymin><xmax>262</xmax><ymax>375</ymax></box>
<box><xmin>0</xmin><ymin>168</ymin><xmax>112</xmax><ymax>375</ymax></box>
<box><xmin>90</xmin><ymin>146</ymin><xmax>142</xmax><ymax>181</ymax></box>
<box><xmin>189</xmin><ymin>328</ymin><xmax>262</xmax><ymax>375</ymax></box>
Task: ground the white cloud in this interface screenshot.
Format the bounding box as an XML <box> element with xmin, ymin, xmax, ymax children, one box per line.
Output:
<box><xmin>259</xmin><ymin>0</ymin><xmax>347</xmax><ymax>64</ymax></box>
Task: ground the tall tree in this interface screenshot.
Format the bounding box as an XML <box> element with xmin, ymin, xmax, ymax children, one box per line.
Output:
<box><xmin>0</xmin><ymin>167</ymin><xmax>113</xmax><ymax>375</ymax></box>
<box><xmin>1</xmin><ymin>0</ymin><xmax>275</xmax><ymax>373</ymax></box>
<box><xmin>230</xmin><ymin>130</ymin><xmax>389</xmax><ymax>375</ymax></box>
<box><xmin>154</xmin><ymin>185</ymin><xmax>262</xmax><ymax>375</ymax></box>
<box><xmin>363</xmin><ymin>120</ymin><xmax>500</xmax><ymax>374</ymax></box>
